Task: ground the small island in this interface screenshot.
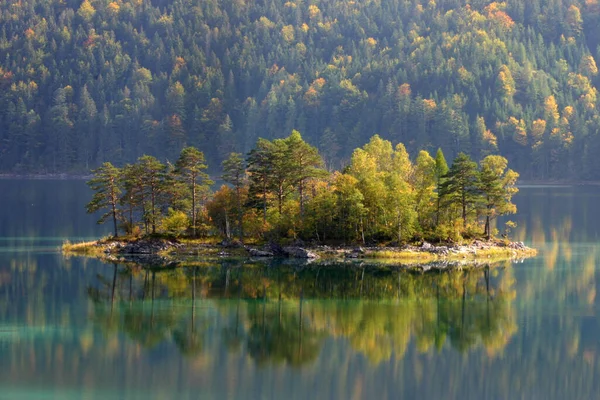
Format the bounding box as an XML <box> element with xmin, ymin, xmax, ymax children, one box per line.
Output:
<box><xmin>63</xmin><ymin>132</ymin><xmax>537</xmax><ymax>266</ymax></box>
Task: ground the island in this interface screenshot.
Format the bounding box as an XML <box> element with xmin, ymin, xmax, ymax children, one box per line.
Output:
<box><xmin>63</xmin><ymin>132</ymin><xmax>536</xmax><ymax>266</ymax></box>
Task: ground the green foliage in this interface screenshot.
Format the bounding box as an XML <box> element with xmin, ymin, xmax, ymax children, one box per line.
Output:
<box><xmin>413</xmin><ymin>150</ymin><xmax>437</xmax><ymax>232</ymax></box>
<box><xmin>86</xmin><ymin>135</ymin><xmax>521</xmax><ymax>243</ymax></box>
<box><xmin>161</xmin><ymin>209</ymin><xmax>190</xmax><ymax>237</ymax></box>
<box><xmin>86</xmin><ymin>162</ymin><xmax>121</xmax><ymax>237</ymax></box>
<box><xmin>479</xmin><ymin>155</ymin><xmax>519</xmax><ymax>238</ymax></box>
<box><xmin>2</xmin><ymin>0</ymin><xmax>600</xmax><ymax>180</ymax></box>
<box><xmin>222</xmin><ymin>152</ymin><xmax>247</xmax><ymax>240</ymax></box>
<box><xmin>440</xmin><ymin>153</ymin><xmax>481</xmax><ymax>229</ymax></box>
<box><xmin>174</xmin><ymin>147</ymin><xmax>213</xmax><ymax>236</ymax></box>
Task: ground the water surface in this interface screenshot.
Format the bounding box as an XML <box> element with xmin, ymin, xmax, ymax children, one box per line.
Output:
<box><xmin>0</xmin><ymin>180</ymin><xmax>598</xmax><ymax>399</ymax></box>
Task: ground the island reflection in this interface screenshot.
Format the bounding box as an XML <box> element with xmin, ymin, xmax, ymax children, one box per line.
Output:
<box><xmin>89</xmin><ymin>259</ymin><xmax>517</xmax><ymax>366</ymax></box>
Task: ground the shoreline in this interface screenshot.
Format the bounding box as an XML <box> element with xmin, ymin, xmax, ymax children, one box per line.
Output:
<box><xmin>62</xmin><ymin>237</ymin><xmax>538</xmax><ymax>267</ymax></box>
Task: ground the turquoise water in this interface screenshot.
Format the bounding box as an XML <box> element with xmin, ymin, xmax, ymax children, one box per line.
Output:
<box><xmin>0</xmin><ymin>180</ymin><xmax>599</xmax><ymax>399</ymax></box>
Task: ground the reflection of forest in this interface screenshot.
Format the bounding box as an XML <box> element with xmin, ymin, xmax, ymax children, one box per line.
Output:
<box><xmin>508</xmin><ymin>186</ymin><xmax>598</xmax><ymax>307</ymax></box>
<box><xmin>88</xmin><ymin>260</ymin><xmax>517</xmax><ymax>366</ymax></box>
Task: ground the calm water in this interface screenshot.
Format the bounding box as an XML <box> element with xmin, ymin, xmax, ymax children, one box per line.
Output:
<box><xmin>0</xmin><ymin>180</ymin><xmax>599</xmax><ymax>399</ymax></box>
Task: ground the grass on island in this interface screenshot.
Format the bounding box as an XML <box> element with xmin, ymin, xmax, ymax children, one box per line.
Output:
<box><xmin>61</xmin><ymin>239</ymin><xmax>105</xmax><ymax>256</ymax></box>
<box><xmin>362</xmin><ymin>246</ymin><xmax>537</xmax><ymax>261</ymax></box>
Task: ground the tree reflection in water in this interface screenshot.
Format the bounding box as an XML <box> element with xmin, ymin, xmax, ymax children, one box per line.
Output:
<box><xmin>88</xmin><ymin>259</ymin><xmax>516</xmax><ymax>366</ymax></box>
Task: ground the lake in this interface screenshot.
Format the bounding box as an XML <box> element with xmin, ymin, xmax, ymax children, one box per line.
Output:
<box><xmin>0</xmin><ymin>179</ymin><xmax>598</xmax><ymax>399</ymax></box>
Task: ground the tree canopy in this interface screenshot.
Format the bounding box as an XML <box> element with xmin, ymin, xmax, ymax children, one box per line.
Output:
<box><xmin>87</xmin><ymin>134</ymin><xmax>519</xmax><ymax>243</ymax></box>
<box><xmin>2</xmin><ymin>0</ymin><xmax>600</xmax><ymax>180</ymax></box>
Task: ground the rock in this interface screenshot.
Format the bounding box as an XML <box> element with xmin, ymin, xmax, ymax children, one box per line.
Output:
<box><xmin>220</xmin><ymin>239</ymin><xmax>244</xmax><ymax>248</ymax></box>
<box><xmin>421</xmin><ymin>241</ymin><xmax>434</xmax><ymax>250</ymax></box>
<box><xmin>248</xmin><ymin>248</ymin><xmax>274</xmax><ymax>257</ymax></box>
<box><xmin>266</xmin><ymin>241</ymin><xmax>285</xmax><ymax>256</ymax></box>
<box><xmin>282</xmin><ymin>246</ymin><xmax>319</xmax><ymax>259</ymax></box>
<box><xmin>119</xmin><ymin>239</ymin><xmax>179</xmax><ymax>254</ymax></box>
<box><xmin>507</xmin><ymin>241</ymin><xmax>526</xmax><ymax>250</ymax></box>
<box><xmin>431</xmin><ymin>246</ymin><xmax>449</xmax><ymax>255</ymax></box>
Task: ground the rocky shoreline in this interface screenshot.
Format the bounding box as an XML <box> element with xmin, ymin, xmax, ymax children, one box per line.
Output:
<box><xmin>64</xmin><ymin>237</ymin><xmax>537</xmax><ymax>265</ymax></box>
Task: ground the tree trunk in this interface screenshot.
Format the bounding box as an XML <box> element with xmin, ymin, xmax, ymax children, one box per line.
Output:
<box><xmin>128</xmin><ymin>201</ymin><xmax>133</xmax><ymax>232</ymax></box>
<box><xmin>236</xmin><ymin>186</ymin><xmax>243</xmax><ymax>241</ymax></box>
<box><xmin>112</xmin><ymin>201</ymin><xmax>118</xmax><ymax>238</ymax></box>
<box><xmin>191</xmin><ymin>176</ymin><xmax>197</xmax><ymax>237</ymax></box>
<box><xmin>225</xmin><ymin>209</ymin><xmax>231</xmax><ymax>239</ymax></box>
<box><xmin>110</xmin><ymin>178</ymin><xmax>119</xmax><ymax>237</ymax></box>
<box><xmin>262</xmin><ymin>182</ymin><xmax>267</xmax><ymax>224</ymax></box>
<box><xmin>278</xmin><ymin>184</ymin><xmax>283</xmax><ymax>215</ymax></box>
<box><xmin>461</xmin><ymin>185</ymin><xmax>467</xmax><ymax>228</ymax></box>
<box><xmin>299</xmin><ymin>179</ymin><xmax>305</xmax><ymax>218</ymax></box>
<box><xmin>151</xmin><ymin>188</ymin><xmax>156</xmax><ymax>234</ymax></box>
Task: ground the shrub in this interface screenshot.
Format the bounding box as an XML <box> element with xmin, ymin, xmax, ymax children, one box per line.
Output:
<box><xmin>161</xmin><ymin>208</ymin><xmax>189</xmax><ymax>237</ymax></box>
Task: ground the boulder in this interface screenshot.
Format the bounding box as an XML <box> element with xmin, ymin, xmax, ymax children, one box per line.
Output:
<box><xmin>508</xmin><ymin>241</ymin><xmax>526</xmax><ymax>250</ymax></box>
<box><xmin>421</xmin><ymin>241</ymin><xmax>434</xmax><ymax>250</ymax></box>
<box><xmin>120</xmin><ymin>239</ymin><xmax>179</xmax><ymax>254</ymax></box>
<box><xmin>220</xmin><ymin>239</ymin><xmax>244</xmax><ymax>248</ymax></box>
<box><xmin>267</xmin><ymin>241</ymin><xmax>286</xmax><ymax>256</ymax></box>
<box><xmin>431</xmin><ymin>246</ymin><xmax>449</xmax><ymax>255</ymax></box>
<box><xmin>248</xmin><ymin>248</ymin><xmax>274</xmax><ymax>257</ymax></box>
<box><xmin>282</xmin><ymin>246</ymin><xmax>319</xmax><ymax>259</ymax></box>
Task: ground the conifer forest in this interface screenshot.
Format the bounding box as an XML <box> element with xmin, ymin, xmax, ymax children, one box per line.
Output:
<box><xmin>1</xmin><ymin>0</ymin><xmax>600</xmax><ymax>179</ymax></box>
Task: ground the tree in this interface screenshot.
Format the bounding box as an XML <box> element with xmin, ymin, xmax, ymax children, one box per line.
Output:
<box><xmin>120</xmin><ymin>162</ymin><xmax>145</xmax><ymax>234</ymax></box>
<box><xmin>478</xmin><ymin>155</ymin><xmax>519</xmax><ymax>239</ymax></box>
<box><xmin>332</xmin><ymin>172</ymin><xmax>365</xmax><ymax>243</ymax></box>
<box><xmin>413</xmin><ymin>150</ymin><xmax>437</xmax><ymax>229</ymax></box>
<box><xmin>284</xmin><ymin>130</ymin><xmax>326</xmax><ymax>217</ymax></box>
<box><xmin>434</xmin><ymin>148</ymin><xmax>449</xmax><ymax>226</ymax></box>
<box><xmin>222</xmin><ymin>152</ymin><xmax>246</xmax><ymax>240</ymax></box>
<box><xmin>440</xmin><ymin>153</ymin><xmax>480</xmax><ymax>229</ymax></box>
<box><xmin>247</xmin><ymin>138</ymin><xmax>274</xmax><ymax>223</ymax></box>
<box><xmin>86</xmin><ymin>162</ymin><xmax>121</xmax><ymax>237</ymax></box>
<box><xmin>269</xmin><ymin>137</ymin><xmax>295</xmax><ymax>215</ymax></box>
<box><xmin>174</xmin><ymin>147</ymin><xmax>212</xmax><ymax>237</ymax></box>
<box><xmin>137</xmin><ymin>155</ymin><xmax>167</xmax><ymax>234</ymax></box>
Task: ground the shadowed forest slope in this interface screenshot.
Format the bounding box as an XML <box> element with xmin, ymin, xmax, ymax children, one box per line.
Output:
<box><xmin>1</xmin><ymin>0</ymin><xmax>600</xmax><ymax>178</ymax></box>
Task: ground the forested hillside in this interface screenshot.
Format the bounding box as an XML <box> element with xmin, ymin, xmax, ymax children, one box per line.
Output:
<box><xmin>1</xmin><ymin>0</ymin><xmax>600</xmax><ymax>178</ymax></box>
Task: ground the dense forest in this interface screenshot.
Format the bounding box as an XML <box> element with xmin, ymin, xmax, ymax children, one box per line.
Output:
<box><xmin>1</xmin><ymin>0</ymin><xmax>600</xmax><ymax>179</ymax></box>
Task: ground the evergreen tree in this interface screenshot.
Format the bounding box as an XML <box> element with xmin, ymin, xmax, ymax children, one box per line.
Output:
<box><xmin>137</xmin><ymin>155</ymin><xmax>167</xmax><ymax>234</ymax></box>
<box><xmin>174</xmin><ymin>147</ymin><xmax>212</xmax><ymax>237</ymax></box>
<box><xmin>440</xmin><ymin>153</ymin><xmax>480</xmax><ymax>229</ymax></box>
<box><xmin>434</xmin><ymin>148</ymin><xmax>449</xmax><ymax>226</ymax></box>
<box><xmin>284</xmin><ymin>130</ymin><xmax>326</xmax><ymax>217</ymax></box>
<box><xmin>86</xmin><ymin>162</ymin><xmax>122</xmax><ymax>237</ymax></box>
<box><xmin>222</xmin><ymin>152</ymin><xmax>246</xmax><ymax>240</ymax></box>
<box><xmin>247</xmin><ymin>138</ymin><xmax>274</xmax><ymax>223</ymax></box>
<box><xmin>120</xmin><ymin>162</ymin><xmax>145</xmax><ymax>234</ymax></box>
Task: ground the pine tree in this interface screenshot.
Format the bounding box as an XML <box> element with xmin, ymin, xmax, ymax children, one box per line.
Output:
<box><xmin>440</xmin><ymin>153</ymin><xmax>480</xmax><ymax>229</ymax></box>
<box><xmin>434</xmin><ymin>148</ymin><xmax>449</xmax><ymax>226</ymax></box>
<box><xmin>222</xmin><ymin>152</ymin><xmax>246</xmax><ymax>240</ymax></box>
<box><xmin>86</xmin><ymin>162</ymin><xmax>122</xmax><ymax>237</ymax></box>
<box><xmin>284</xmin><ymin>130</ymin><xmax>326</xmax><ymax>217</ymax></box>
<box><xmin>247</xmin><ymin>138</ymin><xmax>274</xmax><ymax>223</ymax></box>
<box><xmin>174</xmin><ymin>147</ymin><xmax>212</xmax><ymax>237</ymax></box>
<box><xmin>137</xmin><ymin>155</ymin><xmax>167</xmax><ymax>234</ymax></box>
